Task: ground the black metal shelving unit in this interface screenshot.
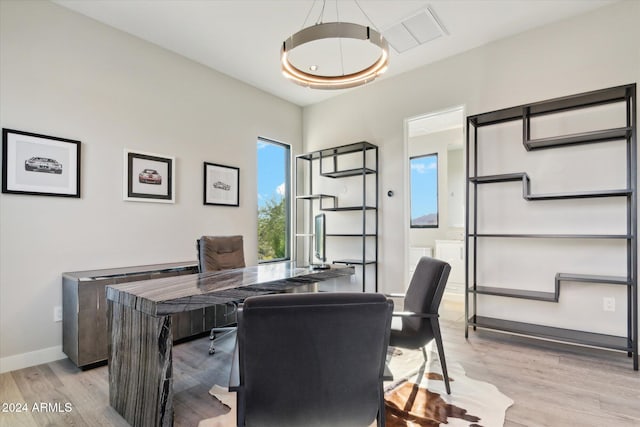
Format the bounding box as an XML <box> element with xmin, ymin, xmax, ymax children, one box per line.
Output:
<box><xmin>465</xmin><ymin>84</ymin><xmax>638</xmax><ymax>370</ymax></box>
<box><xmin>294</xmin><ymin>142</ymin><xmax>379</xmax><ymax>292</ymax></box>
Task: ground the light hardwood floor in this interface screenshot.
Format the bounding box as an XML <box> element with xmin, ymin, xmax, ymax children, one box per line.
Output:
<box><xmin>1</xmin><ymin>298</ymin><xmax>639</xmax><ymax>427</ymax></box>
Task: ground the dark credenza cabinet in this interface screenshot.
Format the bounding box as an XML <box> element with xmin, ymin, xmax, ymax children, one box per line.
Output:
<box><xmin>62</xmin><ymin>261</ymin><xmax>234</xmax><ymax>369</ymax></box>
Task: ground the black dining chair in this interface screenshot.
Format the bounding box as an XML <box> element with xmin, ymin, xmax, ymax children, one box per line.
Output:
<box><xmin>388</xmin><ymin>256</ymin><xmax>452</xmax><ymax>394</ymax></box>
<box><xmin>230</xmin><ymin>292</ymin><xmax>394</xmax><ymax>427</ymax></box>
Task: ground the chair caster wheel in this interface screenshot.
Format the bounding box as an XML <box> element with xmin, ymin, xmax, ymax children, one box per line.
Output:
<box><xmin>209</xmin><ymin>347</ymin><xmax>216</xmax><ymax>355</ymax></box>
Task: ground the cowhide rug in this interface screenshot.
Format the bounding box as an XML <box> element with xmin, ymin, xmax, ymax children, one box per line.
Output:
<box><xmin>383</xmin><ymin>345</ymin><xmax>512</xmax><ymax>426</ymax></box>
<box><xmin>200</xmin><ymin>344</ymin><xmax>512</xmax><ymax>427</ymax></box>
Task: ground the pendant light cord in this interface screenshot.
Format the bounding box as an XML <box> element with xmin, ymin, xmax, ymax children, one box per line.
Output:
<box><xmin>316</xmin><ymin>0</ymin><xmax>327</xmax><ymax>25</ymax></box>
<box><xmin>354</xmin><ymin>0</ymin><xmax>380</xmax><ymax>30</ymax></box>
<box><xmin>301</xmin><ymin>0</ymin><xmax>317</xmax><ymax>29</ymax></box>
<box><xmin>336</xmin><ymin>0</ymin><xmax>345</xmax><ymax>76</ymax></box>
<box><xmin>303</xmin><ymin>0</ymin><xmax>379</xmax><ymax>31</ymax></box>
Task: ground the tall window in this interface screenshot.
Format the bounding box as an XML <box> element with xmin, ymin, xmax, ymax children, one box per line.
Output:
<box><xmin>410</xmin><ymin>153</ymin><xmax>438</xmax><ymax>228</ymax></box>
<box><xmin>257</xmin><ymin>138</ymin><xmax>290</xmax><ymax>262</ymax></box>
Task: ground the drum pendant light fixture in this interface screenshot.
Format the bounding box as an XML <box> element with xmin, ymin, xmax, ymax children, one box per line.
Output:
<box><xmin>280</xmin><ymin>1</ymin><xmax>389</xmax><ymax>90</ymax></box>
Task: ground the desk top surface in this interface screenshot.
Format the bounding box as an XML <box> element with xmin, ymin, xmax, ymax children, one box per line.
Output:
<box><xmin>63</xmin><ymin>261</ymin><xmax>198</xmax><ymax>281</ymax></box>
<box><xmin>106</xmin><ymin>262</ymin><xmax>354</xmax><ymax>316</ymax></box>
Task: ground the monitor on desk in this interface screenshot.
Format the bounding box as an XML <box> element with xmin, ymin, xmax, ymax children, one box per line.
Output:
<box><xmin>312</xmin><ymin>213</ymin><xmax>330</xmax><ymax>269</ymax></box>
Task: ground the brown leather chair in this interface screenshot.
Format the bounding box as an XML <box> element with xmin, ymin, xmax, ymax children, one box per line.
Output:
<box><xmin>197</xmin><ymin>235</ymin><xmax>245</xmax><ymax>272</ymax></box>
<box><xmin>231</xmin><ymin>292</ymin><xmax>393</xmax><ymax>427</ymax></box>
<box><xmin>197</xmin><ymin>235</ymin><xmax>245</xmax><ymax>354</ymax></box>
<box><xmin>388</xmin><ymin>256</ymin><xmax>452</xmax><ymax>394</ymax></box>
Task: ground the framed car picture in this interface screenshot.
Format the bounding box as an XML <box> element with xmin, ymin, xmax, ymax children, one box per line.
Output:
<box><xmin>2</xmin><ymin>128</ymin><xmax>81</xmax><ymax>198</ymax></box>
<box><xmin>123</xmin><ymin>149</ymin><xmax>175</xmax><ymax>203</ymax></box>
<box><xmin>204</xmin><ymin>162</ymin><xmax>239</xmax><ymax>206</ymax></box>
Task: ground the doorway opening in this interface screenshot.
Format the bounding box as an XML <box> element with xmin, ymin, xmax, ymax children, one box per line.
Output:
<box><xmin>405</xmin><ymin>106</ymin><xmax>466</xmax><ymax>317</ymax></box>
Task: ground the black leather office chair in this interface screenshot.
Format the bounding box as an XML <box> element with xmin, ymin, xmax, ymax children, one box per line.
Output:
<box><xmin>197</xmin><ymin>235</ymin><xmax>245</xmax><ymax>355</ymax></box>
<box><xmin>231</xmin><ymin>292</ymin><xmax>393</xmax><ymax>427</ymax></box>
<box><xmin>389</xmin><ymin>256</ymin><xmax>452</xmax><ymax>394</ymax></box>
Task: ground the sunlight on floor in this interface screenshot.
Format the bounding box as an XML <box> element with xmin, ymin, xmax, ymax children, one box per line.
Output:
<box><xmin>441</xmin><ymin>293</ymin><xmax>465</xmax><ymax>322</ymax></box>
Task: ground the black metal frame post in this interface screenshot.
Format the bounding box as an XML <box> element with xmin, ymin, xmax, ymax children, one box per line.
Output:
<box><xmin>464</xmin><ymin>118</ymin><xmax>472</xmax><ymax>337</ymax></box>
<box><xmin>361</xmin><ymin>145</ymin><xmax>367</xmax><ymax>292</ymax></box>
<box><xmin>628</xmin><ymin>85</ymin><xmax>638</xmax><ymax>369</ymax></box>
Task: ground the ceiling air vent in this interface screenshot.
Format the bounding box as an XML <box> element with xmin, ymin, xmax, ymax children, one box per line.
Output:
<box><xmin>382</xmin><ymin>7</ymin><xmax>447</xmax><ymax>54</ymax></box>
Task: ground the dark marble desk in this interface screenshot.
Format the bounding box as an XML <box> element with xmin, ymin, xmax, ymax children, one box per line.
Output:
<box><xmin>106</xmin><ymin>262</ymin><xmax>354</xmax><ymax>427</ymax></box>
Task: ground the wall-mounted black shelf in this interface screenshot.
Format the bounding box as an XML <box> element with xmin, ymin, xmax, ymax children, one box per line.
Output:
<box><xmin>466</xmin><ymin>83</ymin><xmax>637</xmax><ymax>370</ymax></box>
<box><xmin>527</xmin><ymin>189</ymin><xmax>631</xmax><ymax>200</ymax></box>
<box><xmin>322</xmin><ymin>168</ymin><xmax>376</xmax><ymax>178</ymax></box>
<box><xmin>322</xmin><ymin>206</ymin><xmax>377</xmax><ymax>212</ymax></box>
<box><xmin>297</xmin><ymin>141</ymin><xmax>377</xmax><ymax>160</ymax></box>
<box><xmin>469</xmin><ymin>173</ymin><xmax>525</xmax><ymax>183</ymax></box>
<box><xmin>524</xmin><ymin>127</ymin><xmax>632</xmax><ymax>151</ymax></box>
<box><xmin>468</xmin><ymin>84</ymin><xmax>630</xmax><ymax>127</ymax></box>
<box><xmin>296</xmin><ymin>194</ymin><xmax>335</xmax><ymax>200</ymax></box>
<box><xmin>295</xmin><ymin>142</ymin><xmax>378</xmax><ymax>292</ymax></box>
<box><xmin>327</xmin><ymin>233</ymin><xmax>376</xmax><ymax>237</ymax></box>
<box><xmin>468</xmin><ymin>315</ymin><xmax>631</xmax><ymax>352</ymax></box>
<box><xmin>468</xmin><ymin>273</ymin><xmax>630</xmax><ymax>302</ymax></box>
<box><xmin>296</xmin><ymin>194</ymin><xmax>337</xmax><ymax>210</ymax></box>
<box><xmin>556</xmin><ymin>273</ymin><xmax>630</xmax><ymax>286</ymax></box>
<box><xmin>470</xmin><ymin>173</ymin><xmax>631</xmax><ymax>200</ymax></box>
<box><xmin>468</xmin><ymin>286</ymin><xmax>556</xmax><ymax>301</ymax></box>
<box><xmin>469</xmin><ymin>233</ymin><xmax>631</xmax><ymax>239</ymax></box>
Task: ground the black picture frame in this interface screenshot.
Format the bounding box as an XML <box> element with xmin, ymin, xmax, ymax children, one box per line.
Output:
<box><xmin>2</xmin><ymin>128</ymin><xmax>81</xmax><ymax>198</ymax></box>
<box><xmin>124</xmin><ymin>150</ymin><xmax>175</xmax><ymax>203</ymax></box>
<box><xmin>203</xmin><ymin>162</ymin><xmax>239</xmax><ymax>206</ymax></box>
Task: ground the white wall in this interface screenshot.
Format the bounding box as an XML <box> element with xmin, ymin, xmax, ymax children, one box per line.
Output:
<box><xmin>0</xmin><ymin>1</ymin><xmax>302</xmax><ymax>371</ymax></box>
<box><xmin>447</xmin><ymin>148</ymin><xmax>464</xmax><ymax>228</ymax></box>
<box><xmin>303</xmin><ymin>0</ymin><xmax>639</xmax><ymax>333</ymax></box>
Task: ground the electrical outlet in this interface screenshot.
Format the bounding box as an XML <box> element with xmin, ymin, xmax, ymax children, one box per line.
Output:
<box><xmin>603</xmin><ymin>297</ymin><xmax>615</xmax><ymax>312</ymax></box>
<box><xmin>54</xmin><ymin>306</ymin><xmax>63</xmax><ymax>322</ymax></box>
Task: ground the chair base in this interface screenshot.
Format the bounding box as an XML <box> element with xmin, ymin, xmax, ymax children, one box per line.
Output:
<box><xmin>208</xmin><ymin>327</ymin><xmax>236</xmax><ymax>355</ymax></box>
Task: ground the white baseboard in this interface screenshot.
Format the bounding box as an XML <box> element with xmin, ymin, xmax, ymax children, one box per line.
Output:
<box><xmin>443</xmin><ymin>291</ymin><xmax>465</xmax><ymax>302</ymax></box>
<box><xmin>0</xmin><ymin>346</ymin><xmax>66</xmax><ymax>374</ymax></box>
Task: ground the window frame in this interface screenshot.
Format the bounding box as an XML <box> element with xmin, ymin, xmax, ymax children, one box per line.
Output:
<box><xmin>409</xmin><ymin>152</ymin><xmax>439</xmax><ymax>229</ymax></box>
<box><xmin>257</xmin><ymin>137</ymin><xmax>291</xmax><ymax>263</ymax></box>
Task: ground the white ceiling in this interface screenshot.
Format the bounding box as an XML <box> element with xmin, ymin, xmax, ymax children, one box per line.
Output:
<box><xmin>53</xmin><ymin>0</ymin><xmax>616</xmax><ymax>107</ymax></box>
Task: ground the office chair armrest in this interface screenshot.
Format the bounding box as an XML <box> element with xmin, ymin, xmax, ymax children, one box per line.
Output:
<box><xmin>384</xmin><ymin>293</ymin><xmax>406</xmax><ymax>299</ymax></box>
<box><xmin>392</xmin><ymin>311</ymin><xmax>439</xmax><ymax>319</ymax></box>
<box><xmin>383</xmin><ymin>363</ymin><xmax>394</xmax><ymax>381</ymax></box>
